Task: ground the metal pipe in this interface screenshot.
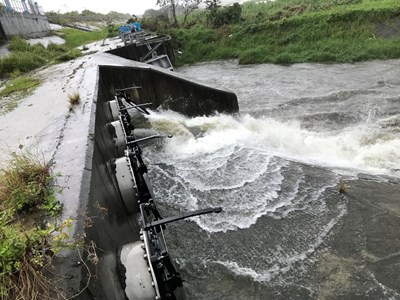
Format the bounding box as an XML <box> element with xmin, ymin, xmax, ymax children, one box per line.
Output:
<box><xmin>127</xmin><ymin>134</ymin><xmax>172</xmax><ymax>145</ymax></box>
<box><xmin>118</xmin><ymin>102</ymin><xmax>152</xmax><ymax>112</ymax></box>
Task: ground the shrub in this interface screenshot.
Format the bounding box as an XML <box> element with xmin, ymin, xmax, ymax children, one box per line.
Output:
<box><xmin>208</xmin><ymin>2</ymin><xmax>242</xmax><ymax>28</ymax></box>
<box><xmin>106</xmin><ymin>21</ymin><xmax>118</xmax><ymax>37</ymax></box>
<box><xmin>0</xmin><ymin>153</ymin><xmax>53</xmax><ymax>213</ymax></box>
<box><xmin>0</xmin><ymin>52</ymin><xmax>47</xmax><ymax>76</ymax></box>
<box><xmin>31</xmin><ymin>43</ymin><xmax>48</xmax><ymax>56</ymax></box>
<box><xmin>55</xmin><ymin>48</ymin><xmax>82</xmax><ymax>62</ymax></box>
<box><xmin>47</xmin><ymin>43</ymin><xmax>68</xmax><ymax>53</ymax></box>
<box><xmin>0</xmin><ymin>152</ymin><xmax>66</xmax><ymax>299</ymax></box>
<box><xmin>7</xmin><ymin>36</ymin><xmax>30</xmax><ymax>52</ymax></box>
<box><xmin>142</xmin><ymin>13</ymin><xmax>172</xmax><ymax>31</ymax></box>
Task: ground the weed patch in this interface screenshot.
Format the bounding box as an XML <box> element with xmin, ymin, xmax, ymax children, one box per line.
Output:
<box><xmin>68</xmin><ymin>91</ymin><xmax>81</xmax><ymax>111</ymax></box>
<box><xmin>55</xmin><ymin>48</ymin><xmax>82</xmax><ymax>63</ymax></box>
<box><xmin>0</xmin><ymin>51</ymin><xmax>47</xmax><ymax>76</ymax></box>
<box><xmin>0</xmin><ymin>77</ymin><xmax>41</xmax><ymax>97</ymax></box>
<box><xmin>0</xmin><ymin>77</ymin><xmax>41</xmax><ymax>114</ymax></box>
<box><xmin>0</xmin><ymin>152</ymin><xmax>68</xmax><ymax>299</ymax></box>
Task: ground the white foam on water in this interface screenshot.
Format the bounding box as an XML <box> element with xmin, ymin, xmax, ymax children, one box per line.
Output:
<box><xmin>146</xmin><ymin>111</ymin><xmax>400</xmax><ymax>176</ymax></box>
<box><xmin>175</xmin><ymin>149</ymin><xmax>272</xmax><ymax>191</ymax></box>
<box><xmin>145</xmin><ymin>110</ymin><xmax>397</xmax><ymax>232</ymax></box>
<box><xmin>213</xmin><ymin>260</ymin><xmax>278</xmax><ymax>282</ymax></box>
<box><xmin>151</xmin><ymin>158</ymin><xmax>288</xmax><ymax>233</ymax></box>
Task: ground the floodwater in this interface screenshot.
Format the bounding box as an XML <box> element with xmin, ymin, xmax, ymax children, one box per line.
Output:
<box><xmin>141</xmin><ymin>60</ymin><xmax>400</xmax><ymax>299</ymax></box>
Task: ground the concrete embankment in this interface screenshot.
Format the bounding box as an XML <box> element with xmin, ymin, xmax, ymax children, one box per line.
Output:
<box><xmin>0</xmin><ymin>50</ymin><xmax>238</xmax><ymax>298</ymax></box>
<box><xmin>76</xmin><ymin>63</ymin><xmax>237</xmax><ymax>299</ymax></box>
<box><xmin>0</xmin><ymin>13</ymin><xmax>50</xmax><ymax>38</ymax></box>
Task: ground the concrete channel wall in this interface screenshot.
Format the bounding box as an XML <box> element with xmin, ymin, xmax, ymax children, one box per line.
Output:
<box><xmin>106</xmin><ymin>40</ymin><xmax>175</xmax><ymax>67</ymax></box>
<box><xmin>0</xmin><ymin>13</ymin><xmax>50</xmax><ymax>38</ymax></box>
<box><xmin>98</xmin><ymin>65</ymin><xmax>239</xmax><ymax>116</ymax></box>
<box><xmin>59</xmin><ymin>63</ymin><xmax>238</xmax><ymax>299</ymax></box>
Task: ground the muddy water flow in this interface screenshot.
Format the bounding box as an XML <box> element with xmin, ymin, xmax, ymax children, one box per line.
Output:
<box><xmin>138</xmin><ymin>60</ymin><xmax>400</xmax><ymax>299</ymax></box>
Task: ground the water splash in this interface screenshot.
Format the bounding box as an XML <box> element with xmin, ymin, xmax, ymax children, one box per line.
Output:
<box><xmin>142</xmin><ymin>109</ymin><xmax>399</xmax><ymax>233</ymax></box>
<box><xmin>146</xmin><ymin>111</ymin><xmax>400</xmax><ymax>175</ymax></box>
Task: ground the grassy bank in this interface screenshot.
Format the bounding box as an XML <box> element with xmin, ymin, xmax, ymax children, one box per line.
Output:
<box><xmin>0</xmin><ymin>27</ymin><xmax>109</xmax><ymax>79</ymax></box>
<box><xmin>0</xmin><ymin>27</ymin><xmax>110</xmax><ymax>112</ymax></box>
<box><xmin>0</xmin><ymin>37</ymin><xmax>75</xmax><ymax>78</ymax></box>
<box><xmin>59</xmin><ymin>27</ymin><xmax>110</xmax><ymax>49</ymax></box>
<box><xmin>0</xmin><ymin>77</ymin><xmax>41</xmax><ymax>97</ymax></box>
<box><xmin>0</xmin><ymin>76</ymin><xmax>42</xmax><ymax>115</ymax></box>
<box><xmin>0</xmin><ymin>152</ymin><xmax>70</xmax><ymax>299</ymax></box>
<box><xmin>165</xmin><ymin>0</ymin><xmax>400</xmax><ymax>65</ymax></box>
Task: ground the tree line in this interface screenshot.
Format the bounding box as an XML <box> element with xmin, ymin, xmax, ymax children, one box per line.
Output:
<box><xmin>143</xmin><ymin>0</ymin><xmax>243</xmax><ymax>30</ymax></box>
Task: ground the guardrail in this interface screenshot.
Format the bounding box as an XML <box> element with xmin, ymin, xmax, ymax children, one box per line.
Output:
<box><xmin>0</xmin><ymin>0</ymin><xmax>44</xmax><ymax>16</ymax></box>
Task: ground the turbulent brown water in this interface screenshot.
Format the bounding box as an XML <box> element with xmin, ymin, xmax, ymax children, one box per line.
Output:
<box><xmin>141</xmin><ymin>60</ymin><xmax>400</xmax><ymax>299</ymax></box>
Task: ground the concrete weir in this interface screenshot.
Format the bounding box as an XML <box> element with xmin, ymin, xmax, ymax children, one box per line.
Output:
<box><xmin>98</xmin><ymin>65</ymin><xmax>238</xmax><ymax>117</ymax></box>
<box><xmin>50</xmin><ymin>53</ymin><xmax>238</xmax><ymax>299</ymax></box>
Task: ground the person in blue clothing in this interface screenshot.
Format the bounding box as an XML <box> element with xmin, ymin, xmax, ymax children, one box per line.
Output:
<box><xmin>130</xmin><ymin>18</ymin><xmax>142</xmax><ymax>32</ymax></box>
<box><xmin>134</xmin><ymin>20</ymin><xmax>142</xmax><ymax>32</ymax></box>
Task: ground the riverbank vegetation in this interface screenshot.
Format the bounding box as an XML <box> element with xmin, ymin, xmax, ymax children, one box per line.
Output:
<box><xmin>0</xmin><ymin>25</ymin><xmax>114</xmax><ymax>109</ymax></box>
<box><xmin>0</xmin><ymin>76</ymin><xmax>41</xmax><ymax>114</ymax></box>
<box><xmin>46</xmin><ymin>9</ymin><xmax>130</xmax><ymax>26</ymax></box>
<box><xmin>58</xmin><ymin>27</ymin><xmax>114</xmax><ymax>49</ymax></box>
<box><xmin>0</xmin><ymin>152</ymin><xmax>70</xmax><ymax>299</ymax></box>
<box><xmin>0</xmin><ymin>77</ymin><xmax>41</xmax><ymax>98</ymax></box>
<box><xmin>144</xmin><ymin>0</ymin><xmax>400</xmax><ymax>66</ymax></box>
<box><xmin>0</xmin><ymin>27</ymin><xmax>112</xmax><ymax>79</ymax></box>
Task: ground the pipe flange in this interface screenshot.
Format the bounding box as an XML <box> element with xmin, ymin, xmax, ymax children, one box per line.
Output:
<box><xmin>115</xmin><ymin>157</ymin><xmax>138</xmax><ymax>215</ymax></box>
<box><xmin>110</xmin><ymin>120</ymin><xmax>127</xmax><ymax>156</ymax></box>
<box><xmin>119</xmin><ymin>241</ymin><xmax>156</xmax><ymax>300</ymax></box>
<box><xmin>107</xmin><ymin>100</ymin><xmax>120</xmax><ymax>121</ymax></box>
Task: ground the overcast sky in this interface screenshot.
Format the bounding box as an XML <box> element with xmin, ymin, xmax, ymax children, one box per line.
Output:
<box><xmin>37</xmin><ymin>0</ymin><xmax>158</xmax><ymax>15</ymax></box>
<box><xmin>37</xmin><ymin>0</ymin><xmax>242</xmax><ymax>15</ymax></box>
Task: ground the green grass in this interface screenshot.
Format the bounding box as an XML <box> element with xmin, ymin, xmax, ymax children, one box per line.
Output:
<box><xmin>59</xmin><ymin>27</ymin><xmax>108</xmax><ymax>49</ymax></box>
<box><xmin>0</xmin><ymin>76</ymin><xmax>42</xmax><ymax>114</ymax></box>
<box><xmin>0</xmin><ymin>28</ymin><xmax>106</xmax><ymax>112</ymax></box>
<box><xmin>0</xmin><ymin>37</ymin><xmax>74</xmax><ymax>78</ymax></box>
<box><xmin>165</xmin><ymin>0</ymin><xmax>400</xmax><ymax>66</ymax></box>
<box><xmin>0</xmin><ymin>152</ymin><xmax>68</xmax><ymax>299</ymax></box>
<box><xmin>0</xmin><ymin>27</ymin><xmax>108</xmax><ymax>78</ymax></box>
<box><xmin>0</xmin><ymin>77</ymin><xmax>41</xmax><ymax>97</ymax></box>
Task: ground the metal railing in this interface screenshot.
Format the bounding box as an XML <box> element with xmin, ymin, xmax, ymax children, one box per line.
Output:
<box><xmin>0</xmin><ymin>0</ymin><xmax>45</xmax><ymax>16</ymax></box>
